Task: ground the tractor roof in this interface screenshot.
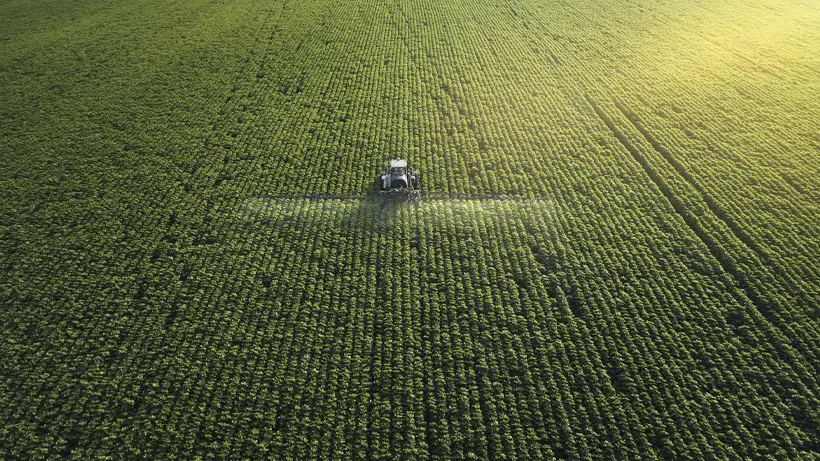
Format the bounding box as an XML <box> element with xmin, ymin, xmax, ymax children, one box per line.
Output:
<box><xmin>389</xmin><ymin>159</ymin><xmax>408</xmax><ymax>169</ymax></box>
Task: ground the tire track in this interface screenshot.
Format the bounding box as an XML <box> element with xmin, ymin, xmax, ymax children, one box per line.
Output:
<box><xmin>584</xmin><ymin>94</ymin><xmax>773</xmax><ymax>321</ymax></box>
<box><xmin>610</xmin><ymin>100</ymin><xmax>799</xmax><ymax>288</ymax></box>
<box><xmin>585</xmin><ymin>94</ymin><xmax>820</xmax><ymax>374</ymax></box>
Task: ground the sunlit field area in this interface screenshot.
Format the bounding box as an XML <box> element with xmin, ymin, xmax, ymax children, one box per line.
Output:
<box><xmin>1</xmin><ymin>0</ymin><xmax>818</xmax><ymax>458</ymax></box>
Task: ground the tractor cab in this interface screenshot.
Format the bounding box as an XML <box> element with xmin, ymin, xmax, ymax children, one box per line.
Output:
<box><xmin>380</xmin><ymin>159</ymin><xmax>418</xmax><ymax>191</ymax></box>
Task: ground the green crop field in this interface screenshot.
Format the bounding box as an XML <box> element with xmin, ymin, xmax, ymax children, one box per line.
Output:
<box><xmin>1</xmin><ymin>0</ymin><xmax>818</xmax><ymax>458</ymax></box>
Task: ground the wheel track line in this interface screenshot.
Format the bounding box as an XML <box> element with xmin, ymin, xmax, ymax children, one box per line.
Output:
<box><xmin>550</xmin><ymin>0</ymin><xmax>820</xmax><ymax>277</ymax></box>
<box><xmin>608</xmin><ymin>98</ymin><xmax>820</xmax><ymax>354</ymax></box>
<box><xmin>611</xmin><ymin>100</ymin><xmax>809</xmax><ymax>291</ymax></box>
<box><xmin>584</xmin><ymin>94</ymin><xmax>818</xmax><ymax>350</ymax></box>
<box><xmin>528</xmin><ymin>0</ymin><xmax>820</xmax><ymax>263</ymax></box>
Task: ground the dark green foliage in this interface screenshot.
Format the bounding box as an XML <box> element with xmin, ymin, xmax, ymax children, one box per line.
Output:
<box><xmin>1</xmin><ymin>0</ymin><xmax>818</xmax><ymax>459</ymax></box>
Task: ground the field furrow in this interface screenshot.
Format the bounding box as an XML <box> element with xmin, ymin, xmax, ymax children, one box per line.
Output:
<box><xmin>1</xmin><ymin>0</ymin><xmax>818</xmax><ymax>458</ymax></box>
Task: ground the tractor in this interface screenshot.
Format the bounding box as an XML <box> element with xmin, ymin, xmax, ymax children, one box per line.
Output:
<box><xmin>379</xmin><ymin>159</ymin><xmax>419</xmax><ymax>200</ymax></box>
